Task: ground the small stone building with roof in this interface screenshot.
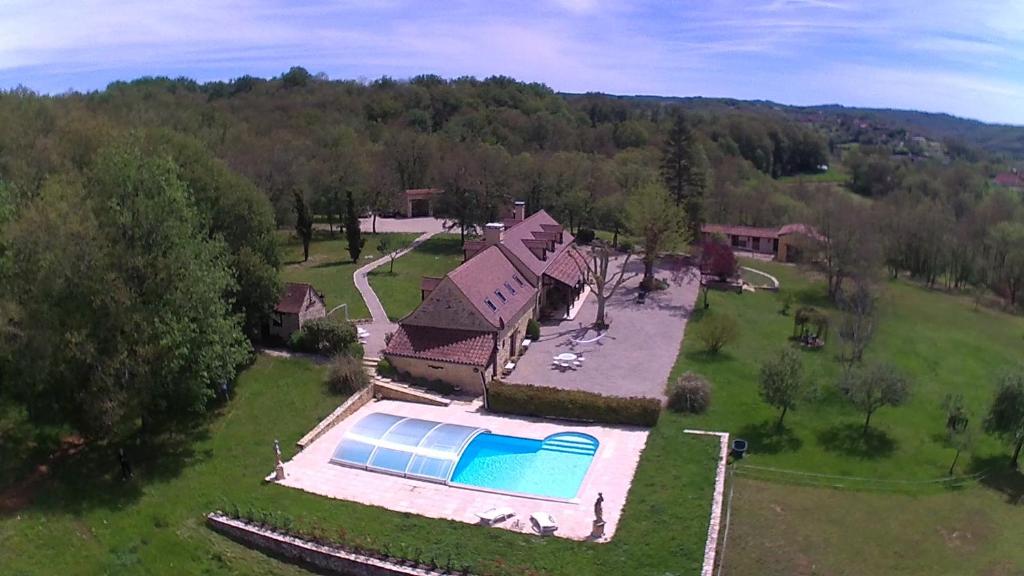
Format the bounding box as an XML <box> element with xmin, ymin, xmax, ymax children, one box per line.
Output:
<box><xmin>701</xmin><ymin>223</ymin><xmax>823</xmax><ymax>263</ymax></box>
<box><xmin>268</xmin><ymin>282</ymin><xmax>326</xmax><ymax>341</ymax></box>
<box><xmin>384</xmin><ymin>202</ymin><xmax>586</xmax><ymax>394</ymax></box>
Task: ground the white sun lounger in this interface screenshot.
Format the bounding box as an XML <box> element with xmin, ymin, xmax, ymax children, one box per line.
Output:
<box><xmin>475</xmin><ymin>507</ymin><xmax>515</xmax><ymax>525</ymax></box>
<box><xmin>530</xmin><ymin>512</ymin><xmax>558</xmax><ymax>535</ymax></box>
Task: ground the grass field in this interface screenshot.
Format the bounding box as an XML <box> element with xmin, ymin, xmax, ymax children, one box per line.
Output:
<box><xmin>278</xmin><ymin>230</ymin><xmax>419</xmax><ymax>320</ymax></box>
<box><xmin>676</xmin><ymin>258</ymin><xmax>1024</xmax><ymax>481</ymax></box>
<box><xmin>367</xmin><ymin>234</ymin><xmax>463</xmax><ymax>320</ymax></box>
<box><xmin>0</xmin><ymin>354</ymin><xmax>721</xmax><ymax>576</ymax></box>
<box><xmin>722</xmin><ymin>477</ymin><xmax>1024</xmax><ymax>576</ymax></box>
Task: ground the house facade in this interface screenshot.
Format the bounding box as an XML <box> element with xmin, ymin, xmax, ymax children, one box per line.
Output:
<box><xmin>269</xmin><ymin>282</ymin><xmax>326</xmax><ymax>341</ymax></box>
<box><xmin>403</xmin><ymin>188</ymin><xmax>444</xmax><ymax>217</ymax></box>
<box><xmin>384</xmin><ymin>203</ymin><xmax>585</xmax><ymax>394</ymax></box>
<box><xmin>701</xmin><ymin>223</ymin><xmax>821</xmax><ymax>263</ymax></box>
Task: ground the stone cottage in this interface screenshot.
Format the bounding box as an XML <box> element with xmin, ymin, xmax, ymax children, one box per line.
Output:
<box><xmin>269</xmin><ymin>282</ymin><xmax>326</xmax><ymax>341</ymax></box>
<box><xmin>383</xmin><ymin>203</ymin><xmax>586</xmax><ymax>394</ymax></box>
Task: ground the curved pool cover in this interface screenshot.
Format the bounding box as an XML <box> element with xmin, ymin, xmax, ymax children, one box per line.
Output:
<box><xmin>332</xmin><ymin>412</ymin><xmax>600</xmax><ymax>499</ymax></box>
<box><xmin>330</xmin><ymin>412</ymin><xmax>488</xmax><ymax>482</ymax></box>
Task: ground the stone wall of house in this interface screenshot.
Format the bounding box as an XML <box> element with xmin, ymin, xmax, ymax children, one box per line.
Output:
<box><xmin>206</xmin><ymin>513</ymin><xmax>456</xmax><ymax>576</ymax></box>
<box><xmin>373</xmin><ymin>381</ymin><xmax>451</xmax><ymax>406</ymax></box>
<box><xmin>493</xmin><ymin>299</ymin><xmax>536</xmax><ymax>371</ymax></box>
<box><xmin>270</xmin><ymin>313</ymin><xmax>301</xmax><ymax>341</ymax></box>
<box><xmin>403</xmin><ymin>281</ymin><xmax>493</xmax><ymax>332</ymax></box>
<box><xmin>299</xmin><ymin>291</ymin><xmax>327</xmax><ymax>327</ymax></box>
<box><xmin>387</xmin><ymin>356</ymin><xmax>488</xmax><ymax>395</ymax></box>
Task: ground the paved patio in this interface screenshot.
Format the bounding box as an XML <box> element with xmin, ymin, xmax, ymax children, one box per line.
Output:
<box><xmin>510</xmin><ymin>255</ymin><xmax>699</xmax><ymax>400</ymax></box>
<box><xmin>276</xmin><ymin>399</ymin><xmax>649</xmax><ymax>541</ymax></box>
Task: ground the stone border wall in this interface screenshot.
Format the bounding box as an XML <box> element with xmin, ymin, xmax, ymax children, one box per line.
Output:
<box><xmin>296</xmin><ymin>386</ymin><xmax>373</xmax><ymax>450</ymax></box>
<box><xmin>684</xmin><ymin>429</ymin><xmax>730</xmax><ymax>576</ymax></box>
<box><xmin>373</xmin><ymin>380</ymin><xmax>452</xmax><ymax>406</ymax></box>
<box><xmin>207</xmin><ymin>513</ymin><xmax>462</xmax><ymax>576</ymax></box>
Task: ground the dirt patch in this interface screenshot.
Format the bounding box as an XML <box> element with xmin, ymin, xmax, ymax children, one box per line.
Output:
<box><xmin>0</xmin><ymin>434</ymin><xmax>85</xmax><ymax>514</ymax></box>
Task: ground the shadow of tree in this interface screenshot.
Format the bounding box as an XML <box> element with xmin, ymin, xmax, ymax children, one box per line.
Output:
<box><xmin>816</xmin><ymin>422</ymin><xmax>896</xmax><ymax>459</ymax></box>
<box><xmin>968</xmin><ymin>454</ymin><xmax>1024</xmax><ymax>505</ymax></box>
<box><xmin>311</xmin><ymin>259</ymin><xmax>357</xmax><ymax>269</ymax></box>
<box><xmin>735</xmin><ymin>420</ymin><xmax>803</xmax><ymax>455</ymax></box>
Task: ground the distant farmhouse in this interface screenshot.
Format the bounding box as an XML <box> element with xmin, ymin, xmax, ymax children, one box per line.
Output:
<box><xmin>993</xmin><ymin>170</ymin><xmax>1024</xmax><ymax>189</ymax></box>
<box><xmin>403</xmin><ymin>188</ymin><xmax>444</xmax><ymax>217</ymax></box>
<box><xmin>384</xmin><ymin>202</ymin><xmax>586</xmax><ymax>393</ymax></box>
<box><xmin>701</xmin><ymin>223</ymin><xmax>821</xmax><ymax>262</ymax></box>
<box><xmin>269</xmin><ymin>282</ymin><xmax>326</xmax><ymax>341</ymax></box>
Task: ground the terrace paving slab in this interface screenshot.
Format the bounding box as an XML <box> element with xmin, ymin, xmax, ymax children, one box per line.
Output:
<box><xmin>511</xmin><ymin>255</ymin><xmax>698</xmax><ymax>400</ymax></box>
<box><xmin>276</xmin><ymin>399</ymin><xmax>649</xmax><ymax>541</ymax></box>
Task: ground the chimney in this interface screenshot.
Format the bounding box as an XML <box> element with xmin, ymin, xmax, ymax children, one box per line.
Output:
<box><xmin>484</xmin><ymin>222</ymin><xmax>505</xmax><ymax>246</ymax></box>
<box><xmin>513</xmin><ymin>200</ymin><xmax>526</xmax><ymax>222</ymax></box>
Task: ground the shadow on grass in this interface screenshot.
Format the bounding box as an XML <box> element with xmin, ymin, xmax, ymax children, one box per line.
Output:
<box><xmin>25</xmin><ymin>423</ymin><xmax>212</xmax><ymax>515</ymax></box>
<box><xmin>310</xmin><ymin>258</ymin><xmax>358</xmax><ymax>269</ymax></box>
<box><xmin>816</xmin><ymin>422</ymin><xmax>896</xmax><ymax>459</ymax></box>
<box><xmin>735</xmin><ymin>420</ymin><xmax>803</xmax><ymax>455</ymax></box>
<box><xmin>968</xmin><ymin>454</ymin><xmax>1024</xmax><ymax>505</ymax></box>
<box><xmin>413</xmin><ymin>236</ymin><xmax>464</xmax><ymax>257</ymax></box>
<box><xmin>683</xmin><ymin>349</ymin><xmax>736</xmax><ymax>364</ymax></box>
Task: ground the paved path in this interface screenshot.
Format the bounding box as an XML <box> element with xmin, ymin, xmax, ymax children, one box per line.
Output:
<box><xmin>353</xmin><ymin>230</ymin><xmax>440</xmax><ymax>357</ymax></box>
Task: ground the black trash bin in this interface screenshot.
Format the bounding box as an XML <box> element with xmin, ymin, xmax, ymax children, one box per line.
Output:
<box><xmin>731</xmin><ymin>438</ymin><xmax>748</xmax><ymax>459</ymax></box>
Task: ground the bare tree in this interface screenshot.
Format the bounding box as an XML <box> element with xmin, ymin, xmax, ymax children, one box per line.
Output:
<box><xmin>573</xmin><ymin>241</ymin><xmax>638</xmax><ymax>329</ymax></box>
<box><xmin>837</xmin><ymin>280</ymin><xmax>877</xmax><ymax>365</ymax></box>
<box><xmin>811</xmin><ymin>192</ymin><xmax>881</xmax><ymax>300</ymax></box>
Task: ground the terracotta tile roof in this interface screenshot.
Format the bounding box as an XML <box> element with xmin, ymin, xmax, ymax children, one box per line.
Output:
<box><xmin>702</xmin><ymin>224</ymin><xmax>779</xmax><ymax>239</ymax></box>
<box><xmin>545</xmin><ymin>248</ymin><xmax>585</xmax><ymax>288</ymax></box>
<box><xmin>385</xmin><ymin>325</ymin><xmax>493</xmax><ymax>366</ymax></box>
<box><xmin>463</xmin><ymin>239</ymin><xmax>486</xmax><ymax>260</ymax></box>
<box><xmin>447</xmin><ymin>245</ymin><xmax>538</xmax><ymax>329</ymax></box>
<box><xmin>994</xmin><ymin>172</ymin><xmax>1024</xmax><ymax>187</ymax></box>
<box><xmin>404</xmin><ymin>188</ymin><xmax>443</xmax><ymax>200</ymax></box>
<box><xmin>275</xmin><ymin>282</ymin><xmax>321</xmax><ymax>314</ymax></box>
<box><xmin>420</xmin><ymin>276</ymin><xmax>442</xmax><ymax>293</ymax></box>
<box><xmin>500</xmin><ymin>210</ymin><xmax>574</xmax><ymax>278</ymax></box>
<box><xmin>778</xmin><ymin>223</ymin><xmax>824</xmax><ymax>241</ymax></box>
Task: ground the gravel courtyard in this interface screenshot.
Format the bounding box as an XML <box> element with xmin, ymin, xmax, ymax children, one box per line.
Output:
<box><xmin>510</xmin><ymin>255</ymin><xmax>699</xmax><ymax>400</ymax></box>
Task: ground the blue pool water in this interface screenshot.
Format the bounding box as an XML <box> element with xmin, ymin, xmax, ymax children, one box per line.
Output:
<box><xmin>450</xmin><ymin>432</ymin><xmax>599</xmax><ymax>499</ymax></box>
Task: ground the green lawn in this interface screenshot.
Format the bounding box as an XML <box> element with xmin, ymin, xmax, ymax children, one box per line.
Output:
<box><xmin>278</xmin><ymin>230</ymin><xmax>419</xmax><ymax>320</ymax></box>
<box><xmin>676</xmin><ymin>258</ymin><xmax>1024</xmax><ymax>481</ymax></box>
<box><xmin>0</xmin><ymin>354</ymin><xmax>721</xmax><ymax>575</ymax></box>
<box><xmin>722</xmin><ymin>477</ymin><xmax>1024</xmax><ymax>576</ymax></box>
<box><xmin>367</xmin><ymin>234</ymin><xmax>464</xmax><ymax>321</ymax></box>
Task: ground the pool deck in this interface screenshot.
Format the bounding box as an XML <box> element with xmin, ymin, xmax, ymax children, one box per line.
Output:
<box><xmin>276</xmin><ymin>399</ymin><xmax>650</xmax><ymax>541</ymax></box>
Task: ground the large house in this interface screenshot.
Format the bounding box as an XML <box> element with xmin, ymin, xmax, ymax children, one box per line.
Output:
<box><xmin>384</xmin><ymin>202</ymin><xmax>585</xmax><ymax>394</ymax></box>
<box><xmin>701</xmin><ymin>223</ymin><xmax>821</xmax><ymax>262</ymax></box>
<box><xmin>268</xmin><ymin>282</ymin><xmax>326</xmax><ymax>341</ymax></box>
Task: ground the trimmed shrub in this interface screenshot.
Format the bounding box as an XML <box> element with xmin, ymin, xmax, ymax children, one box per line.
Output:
<box><xmin>326</xmin><ymin>354</ymin><xmax>369</xmax><ymax>395</ymax></box>
<box><xmin>376</xmin><ymin>357</ymin><xmax>397</xmax><ymax>378</ymax></box>
<box><xmin>575</xmin><ymin>228</ymin><xmax>596</xmax><ymax>244</ymax></box>
<box><xmin>695</xmin><ymin>313</ymin><xmax>739</xmax><ymax>354</ymax></box>
<box><xmin>289</xmin><ymin>318</ymin><xmax>359</xmax><ymax>356</ymax></box>
<box><xmin>487</xmin><ymin>381</ymin><xmax>660</xmax><ymax>427</ymax></box>
<box><xmin>526</xmin><ymin>318</ymin><xmax>541</xmax><ymax>341</ymax></box>
<box><xmin>668</xmin><ymin>372</ymin><xmax>712</xmax><ymax>414</ymax></box>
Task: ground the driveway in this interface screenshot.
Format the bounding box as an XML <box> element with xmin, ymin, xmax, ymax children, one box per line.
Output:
<box><xmin>510</xmin><ymin>255</ymin><xmax>699</xmax><ymax>400</ymax></box>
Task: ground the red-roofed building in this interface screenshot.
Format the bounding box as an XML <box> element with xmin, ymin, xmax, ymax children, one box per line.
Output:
<box><xmin>384</xmin><ymin>201</ymin><xmax>587</xmax><ymax>393</ymax></box>
<box><xmin>994</xmin><ymin>171</ymin><xmax>1024</xmax><ymax>189</ymax></box>
<box><xmin>701</xmin><ymin>223</ymin><xmax>823</xmax><ymax>262</ymax></box>
<box><xmin>404</xmin><ymin>188</ymin><xmax>443</xmax><ymax>217</ymax></box>
<box><xmin>269</xmin><ymin>282</ymin><xmax>326</xmax><ymax>340</ymax></box>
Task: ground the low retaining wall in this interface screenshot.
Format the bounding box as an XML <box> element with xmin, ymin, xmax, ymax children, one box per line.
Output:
<box><xmin>206</xmin><ymin>513</ymin><xmax>461</xmax><ymax>576</ymax></box>
<box><xmin>296</xmin><ymin>386</ymin><xmax>374</xmax><ymax>450</ymax></box>
<box><xmin>740</xmin><ymin>266</ymin><xmax>780</xmax><ymax>291</ymax></box>
<box><xmin>374</xmin><ymin>380</ymin><xmax>451</xmax><ymax>407</ymax></box>
<box><xmin>684</xmin><ymin>429</ymin><xmax>730</xmax><ymax>576</ymax></box>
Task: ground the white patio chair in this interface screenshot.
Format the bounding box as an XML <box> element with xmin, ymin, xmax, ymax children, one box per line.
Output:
<box><xmin>475</xmin><ymin>507</ymin><xmax>515</xmax><ymax>525</ymax></box>
<box><xmin>530</xmin><ymin>512</ymin><xmax>558</xmax><ymax>535</ymax></box>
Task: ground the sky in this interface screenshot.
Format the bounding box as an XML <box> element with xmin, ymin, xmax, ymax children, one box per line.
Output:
<box><xmin>1</xmin><ymin>0</ymin><xmax>1022</xmax><ymax>124</ymax></box>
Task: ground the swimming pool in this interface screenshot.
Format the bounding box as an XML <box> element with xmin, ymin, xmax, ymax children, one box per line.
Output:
<box><xmin>330</xmin><ymin>413</ymin><xmax>599</xmax><ymax>500</ymax></box>
<box><xmin>451</xmin><ymin>432</ymin><xmax>599</xmax><ymax>500</ymax></box>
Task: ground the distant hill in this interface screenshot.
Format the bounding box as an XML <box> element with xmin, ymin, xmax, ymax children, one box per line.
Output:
<box><xmin>564</xmin><ymin>94</ymin><xmax>1024</xmax><ymax>160</ymax></box>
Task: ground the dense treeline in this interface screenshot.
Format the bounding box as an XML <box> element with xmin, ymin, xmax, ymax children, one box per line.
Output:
<box><xmin>0</xmin><ymin>69</ymin><xmax>1020</xmax><ymax>441</ymax></box>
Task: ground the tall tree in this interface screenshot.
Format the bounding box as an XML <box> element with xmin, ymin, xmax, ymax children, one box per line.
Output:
<box><xmin>345</xmin><ymin>190</ymin><xmax>364</xmax><ymax>263</ymax></box>
<box><xmin>660</xmin><ymin>113</ymin><xmax>711</xmax><ymax>238</ymax></box>
<box><xmin>3</xmin><ymin>144</ymin><xmax>250</xmax><ymax>439</ymax></box>
<box><xmin>627</xmin><ymin>183</ymin><xmax>687</xmax><ymax>290</ymax></box>
<box><xmin>984</xmin><ymin>370</ymin><xmax>1024</xmax><ymax>469</ymax></box>
<box><xmin>573</xmin><ymin>241</ymin><xmax>638</xmax><ymax>329</ymax></box>
<box><xmin>837</xmin><ymin>280</ymin><xmax>877</xmax><ymax>365</ymax></box>
<box><xmin>293</xmin><ymin>190</ymin><xmax>313</xmax><ymax>262</ymax></box>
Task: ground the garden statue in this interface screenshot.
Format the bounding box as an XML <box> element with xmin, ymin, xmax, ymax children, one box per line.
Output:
<box><xmin>594</xmin><ymin>492</ymin><xmax>604</xmax><ymax>523</ymax></box>
<box><xmin>274</xmin><ymin>438</ymin><xmax>285</xmax><ymax>480</ymax></box>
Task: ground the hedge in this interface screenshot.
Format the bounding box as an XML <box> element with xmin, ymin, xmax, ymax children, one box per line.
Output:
<box><xmin>288</xmin><ymin>318</ymin><xmax>360</xmax><ymax>356</ymax></box>
<box><xmin>487</xmin><ymin>381</ymin><xmax>661</xmax><ymax>427</ymax></box>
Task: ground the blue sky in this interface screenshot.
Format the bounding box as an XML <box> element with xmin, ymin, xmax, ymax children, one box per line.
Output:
<box><xmin>1</xmin><ymin>0</ymin><xmax>1022</xmax><ymax>124</ymax></box>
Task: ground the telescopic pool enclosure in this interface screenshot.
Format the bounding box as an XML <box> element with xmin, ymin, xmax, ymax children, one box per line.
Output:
<box><xmin>330</xmin><ymin>412</ymin><xmax>488</xmax><ymax>483</ymax></box>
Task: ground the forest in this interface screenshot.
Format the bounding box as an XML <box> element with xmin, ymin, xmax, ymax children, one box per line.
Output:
<box><xmin>0</xmin><ymin>68</ymin><xmax>1022</xmax><ymax>440</ymax></box>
